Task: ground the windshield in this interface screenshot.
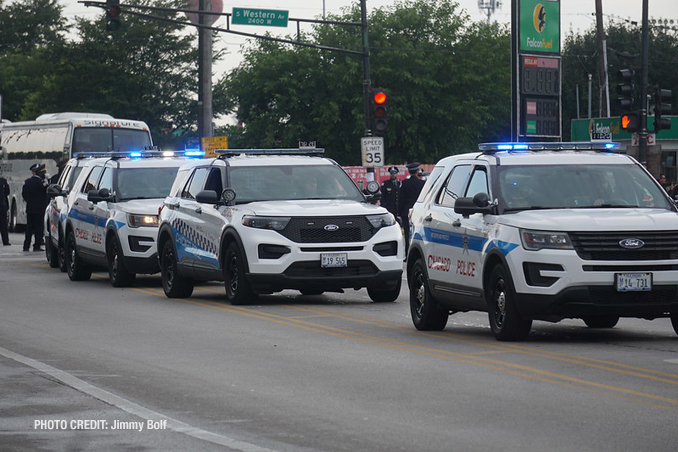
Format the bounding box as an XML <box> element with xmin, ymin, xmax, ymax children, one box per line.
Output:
<box><xmin>228</xmin><ymin>164</ymin><xmax>364</xmax><ymax>203</ymax></box>
<box><xmin>72</xmin><ymin>128</ymin><xmax>152</xmax><ymax>154</ymax></box>
<box><xmin>116</xmin><ymin>167</ymin><xmax>179</xmax><ymax>200</ymax></box>
<box><xmin>497</xmin><ymin>163</ymin><xmax>672</xmax><ymax>211</ymax></box>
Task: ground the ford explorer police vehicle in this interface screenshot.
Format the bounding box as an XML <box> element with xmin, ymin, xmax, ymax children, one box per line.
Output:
<box><xmin>62</xmin><ymin>151</ymin><xmax>200</xmax><ymax>286</ymax></box>
<box><xmin>45</xmin><ymin>157</ymin><xmax>89</xmax><ymax>271</ymax></box>
<box><xmin>407</xmin><ymin>142</ymin><xmax>678</xmax><ymax>341</ymax></box>
<box><xmin>156</xmin><ymin>149</ymin><xmax>404</xmax><ymax>305</ymax></box>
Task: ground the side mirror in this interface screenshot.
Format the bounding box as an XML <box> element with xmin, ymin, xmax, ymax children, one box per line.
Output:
<box><xmin>196</xmin><ymin>190</ymin><xmax>219</xmax><ymax>204</ymax></box>
<box><xmin>46</xmin><ymin>184</ymin><xmax>64</xmax><ymax>198</ymax></box>
<box><xmin>87</xmin><ymin>188</ymin><xmax>113</xmax><ymax>203</ymax></box>
<box><xmin>454</xmin><ymin>192</ymin><xmax>492</xmax><ymax>218</ymax></box>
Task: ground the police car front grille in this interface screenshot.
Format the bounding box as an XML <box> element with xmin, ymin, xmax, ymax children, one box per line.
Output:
<box><xmin>570</xmin><ymin>231</ymin><xmax>678</xmax><ymax>260</ymax></box>
<box><xmin>279</xmin><ymin>217</ymin><xmax>376</xmax><ymax>243</ymax></box>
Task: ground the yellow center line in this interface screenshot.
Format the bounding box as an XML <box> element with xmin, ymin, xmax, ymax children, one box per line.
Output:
<box><xmin>129</xmin><ymin>286</ymin><xmax>678</xmax><ymax>409</ymax></box>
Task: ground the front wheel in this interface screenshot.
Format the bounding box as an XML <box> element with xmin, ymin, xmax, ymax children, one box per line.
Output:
<box><xmin>107</xmin><ymin>235</ymin><xmax>136</xmax><ymax>287</ymax></box>
<box><xmin>487</xmin><ymin>264</ymin><xmax>532</xmax><ymax>341</ymax></box>
<box><xmin>45</xmin><ymin>229</ymin><xmax>59</xmax><ymax>268</ymax></box>
<box><xmin>583</xmin><ymin>316</ymin><xmax>619</xmax><ymax>329</ymax></box>
<box><xmin>65</xmin><ymin>230</ymin><xmax>92</xmax><ymax>281</ymax></box>
<box><xmin>224</xmin><ymin>242</ymin><xmax>256</xmax><ymax>305</ymax></box>
<box><xmin>160</xmin><ymin>240</ymin><xmax>194</xmax><ymax>298</ymax></box>
<box><xmin>409</xmin><ymin>259</ymin><xmax>448</xmax><ymax>330</ymax></box>
<box><xmin>368</xmin><ymin>278</ymin><xmax>402</xmax><ymax>303</ymax></box>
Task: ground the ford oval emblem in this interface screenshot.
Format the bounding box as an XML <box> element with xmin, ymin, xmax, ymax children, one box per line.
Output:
<box><xmin>619</xmin><ymin>238</ymin><xmax>644</xmax><ymax>249</ymax></box>
<box><xmin>324</xmin><ymin>224</ymin><xmax>340</xmax><ymax>232</ymax></box>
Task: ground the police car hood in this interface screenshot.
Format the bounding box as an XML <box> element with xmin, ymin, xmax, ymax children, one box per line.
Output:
<box><xmin>499</xmin><ymin>208</ymin><xmax>678</xmax><ymax>231</ymax></box>
<box><xmin>116</xmin><ymin>198</ymin><xmax>164</xmax><ymax>214</ymax></box>
<box><xmin>245</xmin><ymin>200</ymin><xmax>385</xmax><ymax>216</ymax></box>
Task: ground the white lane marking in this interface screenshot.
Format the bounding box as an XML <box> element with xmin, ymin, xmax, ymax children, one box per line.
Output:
<box><xmin>0</xmin><ymin>346</ymin><xmax>276</xmax><ymax>452</ymax></box>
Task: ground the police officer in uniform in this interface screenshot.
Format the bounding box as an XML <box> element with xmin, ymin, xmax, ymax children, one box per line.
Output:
<box><xmin>398</xmin><ymin>162</ymin><xmax>426</xmax><ymax>253</ymax></box>
<box><xmin>22</xmin><ymin>163</ymin><xmax>49</xmax><ymax>251</ymax></box>
<box><xmin>0</xmin><ymin>175</ymin><xmax>10</xmax><ymax>245</ymax></box>
<box><xmin>380</xmin><ymin>166</ymin><xmax>401</xmax><ymax>219</ymax></box>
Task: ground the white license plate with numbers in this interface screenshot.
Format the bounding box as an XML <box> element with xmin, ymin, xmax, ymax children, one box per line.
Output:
<box><xmin>615</xmin><ymin>273</ymin><xmax>652</xmax><ymax>292</ymax></box>
<box><xmin>321</xmin><ymin>253</ymin><xmax>347</xmax><ymax>268</ymax></box>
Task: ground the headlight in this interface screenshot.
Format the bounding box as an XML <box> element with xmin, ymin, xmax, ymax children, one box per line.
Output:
<box><xmin>520</xmin><ymin>229</ymin><xmax>573</xmax><ymax>251</ymax></box>
<box><xmin>127</xmin><ymin>214</ymin><xmax>159</xmax><ymax>228</ymax></box>
<box><xmin>367</xmin><ymin>213</ymin><xmax>397</xmax><ymax>229</ymax></box>
<box><xmin>242</xmin><ymin>216</ymin><xmax>290</xmax><ymax>231</ymax></box>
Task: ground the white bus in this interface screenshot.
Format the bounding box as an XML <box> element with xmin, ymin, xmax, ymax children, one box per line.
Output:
<box><xmin>0</xmin><ymin>112</ymin><xmax>153</xmax><ymax>230</ymax></box>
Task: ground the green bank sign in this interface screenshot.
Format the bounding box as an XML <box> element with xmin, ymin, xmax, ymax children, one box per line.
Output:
<box><xmin>232</xmin><ymin>8</ymin><xmax>289</xmax><ymax>27</ymax></box>
<box><xmin>520</xmin><ymin>0</ymin><xmax>560</xmax><ymax>53</ymax></box>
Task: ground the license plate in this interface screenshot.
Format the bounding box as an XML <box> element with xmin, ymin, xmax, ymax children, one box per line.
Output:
<box><xmin>321</xmin><ymin>253</ymin><xmax>347</xmax><ymax>268</ymax></box>
<box><xmin>615</xmin><ymin>273</ymin><xmax>652</xmax><ymax>292</ymax></box>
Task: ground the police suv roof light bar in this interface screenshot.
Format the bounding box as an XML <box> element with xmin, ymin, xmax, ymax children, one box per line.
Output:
<box><xmin>478</xmin><ymin>142</ymin><xmax>621</xmax><ymax>153</ymax></box>
<box><xmin>73</xmin><ymin>150</ymin><xmax>204</xmax><ymax>160</ymax></box>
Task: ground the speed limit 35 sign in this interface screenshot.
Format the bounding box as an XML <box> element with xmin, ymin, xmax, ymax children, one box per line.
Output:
<box><xmin>361</xmin><ymin>136</ymin><xmax>384</xmax><ymax>167</ymax></box>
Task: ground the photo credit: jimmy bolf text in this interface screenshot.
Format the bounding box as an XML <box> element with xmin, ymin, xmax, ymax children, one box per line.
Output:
<box><xmin>33</xmin><ymin>419</ymin><xmax>168</xmax><ymax>431</ymax></box>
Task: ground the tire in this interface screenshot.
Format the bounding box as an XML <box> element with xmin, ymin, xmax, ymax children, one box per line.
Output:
<box><xmin>368</xmin><ymin>278</ymin><xmax>402</xmax><ymax>302</ymax></box>
<box><xmin>409</xmin><ymin>259</ymin><xmax>448</xmax><ymax>330</ymax></box>
<box><xmin>669</xmin><ymin>312</ymin><xmax>678</xmax><ymax>336</ymax></box>
<box><xmin>8</xmin><ymin>203</ymin><xmax>17</xmax><ymax>232</ymax></box>
<box><xmin>583</xmin><ymin>316</ymin><xmax>619</xmax><ymax>328</ymax></box>
<box><xmin>487</xmin><ymin>264</ymin><xmax>532</xmax><ymax>341</ymax></box>
<box><xmin>45</xmin><ymin>230</ymin><xmax>60</xmax><ymax>268</ymax></box>
<box><xmin>65</xmin><ymin>230</ymin><xmax>92</xmax><ymax>281</ymax></box>
<box><xmin>57</xmin><ymin>232</ymin><xmax>67</xmax><ymax>272</ymax></box>
<box><xmin>224</xmin><ymin>242</ymin><xmax>256</xmax><ymax>305</ymax></box>
<box><xmin>160</xmin><ymin>240</ymin><xmax>194</xmax><ymax>298</ymax></box>
<box><xmin>107</xmin><ymin>235</ymin><xmax>136</xmax><ymax>287</ymax></box>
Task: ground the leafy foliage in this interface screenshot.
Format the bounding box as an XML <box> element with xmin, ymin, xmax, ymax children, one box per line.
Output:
<box><xmin>219</xmin><ymin>0</ymin><xmax>511</xmax><ymax>165</ymax></box>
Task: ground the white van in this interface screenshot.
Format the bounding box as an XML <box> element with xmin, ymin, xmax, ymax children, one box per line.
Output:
<box><xmin>0</xmin><ymin>112</ymin><xmax>153</xmax><ymax>230</ymax></box>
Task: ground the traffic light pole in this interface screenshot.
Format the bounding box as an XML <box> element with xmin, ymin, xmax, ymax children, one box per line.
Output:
<box><xmin>638</xmin><ymin>0</ymin><xmax>650</xmax><ymax>164</ymax></box>
<box><xmin>361</xmin><ymin>0</ymin><xmax>372</xmax><ymax>135</ymax></box>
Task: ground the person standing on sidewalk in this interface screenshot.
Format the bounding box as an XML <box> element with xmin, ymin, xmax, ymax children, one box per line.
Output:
<box><xmin>0</xmin><ymin>175</ymin><xmax>10</xmax><ymax>246</ymax></box>
<box><xmin>22</xmin><ymin>163</ymin><xmax>49</xmax><ymax>252</ymax></box>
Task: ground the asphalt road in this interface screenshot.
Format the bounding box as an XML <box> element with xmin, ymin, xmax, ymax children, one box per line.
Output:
<box><xmin>1</xmin><ymin>231</ymin><xmax>678</xmax><ymax>452</ymax></box>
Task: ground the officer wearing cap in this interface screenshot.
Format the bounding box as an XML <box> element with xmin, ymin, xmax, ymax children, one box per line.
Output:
<box><xmin>22</xmin><ymin>163</ymin><xmax>49</xmax><ymax>251</ymax></box>
<box><xmin>399</xmin><ymin>162</ymin><xmax>426</xmax><ymax>253</ymax></box>
<box><xmin>380</xmin><ymin>166</ymin><xmax>401</xmax><ymax>219</ymax></box>
<box><xmin>51</xmin><ymin>158</ymin><xmax>69</xmax><ymax>184</ymax></box>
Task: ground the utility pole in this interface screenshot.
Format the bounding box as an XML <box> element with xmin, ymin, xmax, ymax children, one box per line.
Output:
<box><xmin>638</xmin><ymin>0</ymin><xmax>650</xmax><ymax>164</ymax></box>
<box><xmin>197</xmin><ymin>0</ymin><xmax>214</xmax><ymax>141</ymax></box>
<box><xmin>595</xmin><ymin>0</ymin><xmax>608</xmax><ymax>117</ymax></box>
<box><xmin>361</xmin><ymin>0</ymin><xmax>371</xmax><ymax>135</ymax></box>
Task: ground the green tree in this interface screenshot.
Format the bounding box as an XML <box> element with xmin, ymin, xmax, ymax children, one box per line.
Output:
<box><xmin>218</xmin><ymin>0</ymin><xmax>511</xmax><ymax>165</ymax></box>
<box><xmin>562</xmin><ymin>21</ymin><xmax>678</xmax><ymax>139</ymax></box>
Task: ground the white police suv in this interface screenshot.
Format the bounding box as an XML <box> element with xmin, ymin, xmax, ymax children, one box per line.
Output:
<box><xmin>62</xmin><ymin>151</ymin><xmax>200</xmax><ymax>286</ymax></box>
<box><xmin>407</xmin><ymin>142</ymin><xmax>678</xmax><ymax>341</ymax></box>
<box><xmin>156</xmin><ymin>149</ymin><xmax>404</xmax><ymax>304</ymax></box>
<box><xmin>45</xmin><ymin>157</ymin><xmax>89</xmax><ymax>271</ymax></box>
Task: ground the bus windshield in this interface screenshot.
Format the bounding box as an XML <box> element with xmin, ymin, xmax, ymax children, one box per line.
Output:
<box><xmin>72</xmin><ymin>128</ymin><xmax>152</xmax><ymax>154</ymax></box>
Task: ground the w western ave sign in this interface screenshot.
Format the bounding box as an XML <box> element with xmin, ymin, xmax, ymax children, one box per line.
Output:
<box><xmin>232</xmin><ymin>8</ymin><xmax>289</xmax><ymax>27</ymax></box>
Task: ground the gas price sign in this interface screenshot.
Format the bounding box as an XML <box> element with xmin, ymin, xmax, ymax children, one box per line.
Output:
<box><xmin>520</xmin><ymin>55</ymin><xmax>561</xmax><ymax>138</ymax></box>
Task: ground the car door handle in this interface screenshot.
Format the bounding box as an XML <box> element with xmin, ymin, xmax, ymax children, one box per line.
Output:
<box><xmin>424</xmin><ymin>214</ymin><xmax>432</xmax><ymax>222</ymax></box>
<box><xmin>195</xmin><ymin>207</ymin><xmax>202</xmax><ymax>214</ymax></box>
<box><xmin>452</xmin><ymin>219</ymin><xmax>461</xmax><ymax>227</ymax></box>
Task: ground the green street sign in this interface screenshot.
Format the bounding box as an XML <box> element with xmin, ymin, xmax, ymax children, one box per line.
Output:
<box><xmin>232</xmin><ymin>8</ymin><xmax>289</xmax><ymax>27</ymax></box>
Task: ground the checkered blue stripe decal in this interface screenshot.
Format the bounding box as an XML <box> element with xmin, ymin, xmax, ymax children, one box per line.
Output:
<box><xmin>171</xmin><ymin>218</ymin><xmax>219</xmax><ymax>260</ymax></box>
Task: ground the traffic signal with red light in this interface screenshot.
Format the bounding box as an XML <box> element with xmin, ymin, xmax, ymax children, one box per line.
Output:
<box><xmin>653</xmin><ymin>86</ymin><xmax>672</xmax><ymax>132</ymax></box>
<box><xmin>371</xmin><ymin>88</ymin><xmax>389</xmax><ymax>135</ymax></box>
<box><xmin>105</xmin><ymin>0</ymin><xmax>122</xmax><ymax>31</ymax></box>
<box><xmin>616</xmin><ymin>68</ymin><xmax>635</xmax><ymax>112</ymax></box>
<box><xmin>621</xmin><ymin>112</ymin><xmax>640</xmax><ymax>134</ymax></box>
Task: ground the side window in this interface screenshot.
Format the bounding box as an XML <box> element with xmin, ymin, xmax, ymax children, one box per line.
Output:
<box><xmin>82</xmin><ymin>166</ymin><xmax>103</xmax><ymax>194</ymax></box>
<box><xmin>58</xmin><ymin>166</ymin><xmax>72</xmax><ymax>188</ymax></box>
<box><xmin>204</xmin><ymin>168</ymin><xmax>223</xmax><ymax>194</ymax></box>
<box><xmin>438</xmin><ymin>164</ymin><xmax>472</xmax><ymax>208</ymax></box>
<box><xmin>98</xmin><ymin>167</ymin><xmax>114</xmax><ymax>191</ymax></box>
<box><xmin>465</xmin><ymin>166</ymin><xmax>489</xmax><ymax>197</ymax></box>
<box><xmin>182</xmin><ymin>167</ymin><xmax>209</xmax><ymax>200</ymax></box>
